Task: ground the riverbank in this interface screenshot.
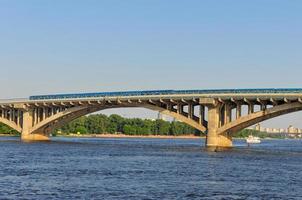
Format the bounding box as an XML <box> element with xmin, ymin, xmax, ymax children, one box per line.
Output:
<box><xmin>56</xmin><ymin>134</ymin><xmax>204</xmax><ymax>139</ymax></box>
<box><xmin>0</xmin><ymin>133</ymin><xmax>294</xmax><ymax>140</ymax></box>
<box><xmin>0</xmin><ymin>134</ymin><xmax>19</xmax><ymax>137</ymax></box>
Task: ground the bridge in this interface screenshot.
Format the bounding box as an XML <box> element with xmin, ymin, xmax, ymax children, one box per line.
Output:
<box><xmin>1</xmin><ymin>88</ymin><xmax>302</xmax><ymax>150</ymax></box>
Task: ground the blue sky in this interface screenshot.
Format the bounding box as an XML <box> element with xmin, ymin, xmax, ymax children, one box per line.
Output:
<box><xmin>0</xmin><ymin>0</ymin><xmax>302</xmax><ymax>128</ymax></box>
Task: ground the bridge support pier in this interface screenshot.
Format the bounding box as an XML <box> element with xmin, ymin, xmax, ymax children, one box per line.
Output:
<box><xmin>21</xmin><ymin>133</ymin><xmax>50</xmax><ymax>142</ymax></box>
<box><xmin>21</xmin><ymin>109</ymin><xmax>50</xmax><ymax>142</ymax></box>
<box><xmin>206</xmin><ymin>106</ymin><xmax>232</xmax><ymax>151</ymax></box>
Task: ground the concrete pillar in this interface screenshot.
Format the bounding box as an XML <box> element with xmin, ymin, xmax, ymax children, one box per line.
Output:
<box><xmin>224</xmin><ymin>104</ymin><xmax>232</xmax><ymax>124</ymax></box>
<box><xmin>21</xmin><ymin>110</ymin><xmax>32</xmax><ymax>136</ymax></box>
<box><xmin>14</xmin><ymin>110</ymin><xmax>17</xmax><ymax>122</ymax></box>
<box><xmin>12</xmin><ymin>109</ymin><xmax>16</xmax><ymax>123</ymax></box>
<box><xmin>169</xmin><ymin>104</ymin><xmax>173</xmax><ymax>111</ymax></box>
<box><xmin>177</xmin><ymin>104</ymin><xmax>181</xmax><ymax>114</ymax></box>
<box><xmin>206</xmin><ymin>105</ymin><xmax>232</xmax><ymax>150</ymax></box>
<box><xmin>11</xmin><ymin>109</ymin><xmax>15</xmax><ymax>122</ymax></box>
<box><xmin>236</xmin><ymin>104</ymin><xmax>241</xmax><ymax>119</ymax></box>
<box><xmin>188</xmin><ymin>104</ymin><xmax>194</xmax><ymax>119</ymax></box>
<box><xmin>199</xmin><ymin>105</ymin><xmax>205</xmax><ymax>125</ymax></box>
<box><xmin>5</xmin><ymin>110</ymin><xmax>8</xmax><ymax>119</ymax></box>
<box><xmin>261</xmin><ymin>104</ymin><xmax>267</xmax><ymax>111</ymax></box>
<box><xmin>51</xmin><ymin>107</ymin><xmax>55</xmax><ymax>115</ymax></box>
<box><xmin>33</xmin><ymin>108</ymin><xmax>37</xmax><ymax>125</ymax></box>
<box><xmin>43</xmin><ymin>107</ymin><xmax>47</xmax><ymax>120</ymax></box>
<box><xmin>248</xmin><ymin>104</ymin><xmax>254</xmax><ymax>114</ymax></box>
<box><xmin>10</xmin><ymin>109</ymin><xmax>14</xmax><ymax>121</ymax></box>
<box><xmin>19</xmin><ymin>111</ymin><xmax>23</xmax><ymax>128</ymax></box>
<box><xmin>21</xmin><ymin>109</ymin><xmax>49</xmax><ymax>142</ymax></box>
<box><xmin>38</xmin><ymin>108</ymin><xmax>41</xmax><ymax>122</ymax></box>
<box><xmin>206</xmin><ymin>106</ymin><xmax>220</xmax><ymax>148</ymax></box>
<box><xmin>17</xmin><ymin>110</ymin><xmax>20</xmax><ymax>126</ymax></box>
<box><xmin>219</xmin><ymin>106</ymin><xmax>224</xmax><ymax>127</ymax></box>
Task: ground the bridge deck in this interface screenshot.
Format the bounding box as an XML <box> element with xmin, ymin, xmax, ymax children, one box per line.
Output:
<box><xmin>1</xmin><ymin>89</ymin><xmax>302</xmax><ymax>104</ymax></box>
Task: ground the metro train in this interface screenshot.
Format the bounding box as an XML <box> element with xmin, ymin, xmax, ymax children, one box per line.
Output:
<box><xmin>29</xmin><ymin>88</ymin><xmax>302</xmax><ymax>100</ymax></box>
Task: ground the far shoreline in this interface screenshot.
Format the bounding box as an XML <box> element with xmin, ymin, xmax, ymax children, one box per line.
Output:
<box><xmin>56</xmin><ymin>134</ymin><xmax>205</xmax><ymax>139</ymax></box>
<box><xmin>0</xmin><ymin>133</ymin><xmax>298</xmax><ymax>140</ymax></box>
<box><xmin>0</xmin><ymin>133</ymin><xmax>204</xmax><ymax>139</ymax></box>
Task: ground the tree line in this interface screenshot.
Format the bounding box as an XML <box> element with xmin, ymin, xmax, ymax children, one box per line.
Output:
<box><xmin>59</xmin><ymin>114</ymin><xmax>201</xmax><ymax>136</ymax></box>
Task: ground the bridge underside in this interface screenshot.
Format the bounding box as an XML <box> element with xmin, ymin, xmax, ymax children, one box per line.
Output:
<box><xmin>1</xmin><ymin>96</ymin><xmax>302</xmax><ymax>150</ymax></box>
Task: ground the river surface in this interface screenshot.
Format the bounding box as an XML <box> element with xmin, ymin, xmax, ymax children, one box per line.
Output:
<box><xmin>0</xmin><ymin>137</ymin><xmax>302</xmax><ymax>199</ymax></box>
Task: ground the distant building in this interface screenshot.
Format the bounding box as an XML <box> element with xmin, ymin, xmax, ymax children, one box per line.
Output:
<box><xmin>253</xmin><ymin>124</ymin><xmax>302</xmax><ymax>135</ymax></box>
<box><xmin>288</xmin><ymin>125</ymin><xmax>299</xmax><ymax>134</ymax></box>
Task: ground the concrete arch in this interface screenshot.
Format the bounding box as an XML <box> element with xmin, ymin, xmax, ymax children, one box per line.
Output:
<box><xmin>41</xmin><ymin>105</ymin><xmax>113</xmax><ymax>134</ymax></box>
<box><xmin>217</xmin><ymin>102</ymin><xmax>302</xmax><ymax>135</ymax></box>
<box><xmin>142</xmin><ymin>104</ymin><xmax>206</xmax><ymax>132</ymax></box>
<box><xmin>0</xmin><ymin>117</ymin><xmax>22</xmax><ymax>133</ymax></box>
<box><xmin>30</xmin><ymin>103</ymin><xmax>207</xmax><ymax>135</ymax></box>
<box><xmin>30</xmin><ymin>105</ymin><xmax>90</xmax><ymax>134</ymax></box>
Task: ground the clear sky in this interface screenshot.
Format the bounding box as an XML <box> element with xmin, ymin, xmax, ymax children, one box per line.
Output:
<box><xmin>0</xmin><ymin>0</ymin><xmax>302</xmax><ymax>128</ymax></box>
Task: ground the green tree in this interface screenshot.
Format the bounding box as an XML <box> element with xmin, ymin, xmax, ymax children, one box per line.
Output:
<box><xmin>85</xmin><ymin>114</ymin><xmax>107</xmax><ymax>134</ymax></box>
<box><xmin>75</xmin><ymin>126</ymin><xmax>88</xmax><ymax>134</ymax></box>
<box><xmin>46</xmin><ymin>113</ymin><xmax>208</xmax><ymax>137</ymax></box>
<box><xmin>0</xmin><ymin>123</ymin><xmax>19</xmax><ymax>135</ymax></box>
<box><xmin>123</xmin><ymin>124</ymin><xmax>137</xmax><ymax>135</ymax></box>
<box><xmin>155</xmin><ymin>120</ymin><xmax>170</xmax><ymax>135</ymax></box>
<box><xmin>109</xmin><ymin>114</ymin><xmax>124</xmax><ymax>133</ymax></box>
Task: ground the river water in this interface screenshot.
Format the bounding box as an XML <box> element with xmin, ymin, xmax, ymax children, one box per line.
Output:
<box><xmin>0</xmin><ymin>137</ymin><xmax>301</xmax><ymax>200</ymax></box>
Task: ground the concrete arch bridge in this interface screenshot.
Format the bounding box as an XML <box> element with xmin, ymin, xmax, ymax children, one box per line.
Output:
<box><xmin>1</xmin><ymin>89</ymin><xmax>302</xmax><ymax>150</ymax></box>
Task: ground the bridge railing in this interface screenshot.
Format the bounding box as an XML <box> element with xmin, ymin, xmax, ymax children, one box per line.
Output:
<box><xmin>0</xmin><ymin>98</ymin><xmax>29</xmax><ymax>104</ymax></box>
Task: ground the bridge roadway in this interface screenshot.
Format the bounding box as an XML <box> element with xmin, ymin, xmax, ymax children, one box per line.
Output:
<box><xmin>1</xmin><ymin>89</ymin><xmax>302</xmax><ymax>150</ymax></box>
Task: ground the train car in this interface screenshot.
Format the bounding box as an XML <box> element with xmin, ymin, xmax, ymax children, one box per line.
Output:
<box><xmin>29</xmin><ymin>88</ymin><xmax>302</xmax><ymax>100</ymax></box>
<box><xmin>29</xmin><ymin>90</ymin><xmax>175</xmax><ymax>100</ymax></box>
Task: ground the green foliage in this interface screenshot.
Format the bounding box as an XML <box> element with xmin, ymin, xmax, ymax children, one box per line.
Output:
<box><xmin>0</xmin><ymin>123</ymin><xmax>20</xmax><ymax>135</ymax></box>
<box><xmin>58</xmin><ymin>114</ymin><xmax>203</xmax><ymax>136</ymax></box>
<box><xmin>233</xmin><ymin>129</ymin><xmax>269</xmax><ymax>138</ymax></box>
<box><xmin>75</xmin><ymin>126</ymin><xmax>88</xmax><ymax>134</ymax></box>
<box><xmin>170</xmin><ymin>121</ymin><xmax>199</xmax><ymax>136</ymax></box>
<box><xmin>155</xmin><ymin>120</ymin><xmax>170</xmax><ymax>135</ymax></box>
<box><xmin>123</xmin><ymin>124</ymin><xmax>137</xmax><ymax>135</ymax></box>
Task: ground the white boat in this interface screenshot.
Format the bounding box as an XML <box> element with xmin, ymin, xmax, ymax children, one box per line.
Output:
<box><xmin>246</xmin><ymin>135</ymin><xmax>261</xmax><ymax>144</ymax></box>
